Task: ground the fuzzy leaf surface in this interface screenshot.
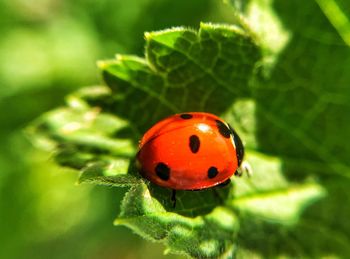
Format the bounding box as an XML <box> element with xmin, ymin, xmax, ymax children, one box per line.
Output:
<box><xmin>229</xmin><ymin>0</ymin><xmax>350</xmax><ymax>257</ymax></box>
<box><xmin>28</xmin><ymin>21</ymin><xmax>329</xmax><ymax>258</ymax></box>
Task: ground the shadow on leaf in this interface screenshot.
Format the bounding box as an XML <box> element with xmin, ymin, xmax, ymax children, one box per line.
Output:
<box><xmin>148</xmin><ymin>182</ymin><xmax>232</xmax><ymax>217</ymax></box>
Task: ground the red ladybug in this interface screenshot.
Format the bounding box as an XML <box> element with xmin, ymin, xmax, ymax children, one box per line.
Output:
<box><xmin>137</xmin><ymin>112</ymin><xmax>244</xmax><ymax>190</ymax></box>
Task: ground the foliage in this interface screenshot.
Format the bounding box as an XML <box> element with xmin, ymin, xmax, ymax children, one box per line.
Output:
<box><xmin>0</xmin><ymin>0</ymin><xmax>221</xmax><ymax>258</ymax></box>
<box><xmin>29</xmin><ymin>14</ymin><xmax>332</xmax><ymax>258</ymax></box>
<box><xmin>2</xmin><ymin>0</ymin><xmax>350</xmax><ymax>258</ymax></box>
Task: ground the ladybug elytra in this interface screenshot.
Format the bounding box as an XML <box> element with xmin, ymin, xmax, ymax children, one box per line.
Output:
<box><xmin>136</xmin><ymin>112</ymin><xmax>244</xmax><ymax>191</ymax></box>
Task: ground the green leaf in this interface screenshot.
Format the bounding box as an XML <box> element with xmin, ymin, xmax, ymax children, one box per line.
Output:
<box><xmin>78</xmin><ymin>161</ymin><xmax>141</xmax><ymax>187</ymax></box>
<box><xmin>228</xmin><ymin>0</ymin><xmax>350</xmax><ymax>257</ymax></box>
<box><xmin>28</xmin><ymin>20</ymin><xmax>330</xmax><ymax>258</ymax></box>
<box><xmin>233</xmin><ymin>183</ymin><xmax>325</xmax><ymax>224</ymax></box>
<box><xmin>316</xmin><ymin>0</ymin><xmax>350</xmax><ymax>46</ymax></box>
<box><xmin>231</xmin><ymin>152</ymin><xmax>326</xmax><ymax>225</ymax></box>
<box><xmin>114</xmin><ymin>151</ymin><xmax>324</xmax><ymax>258</ymax></box>
<box><xmin>116</xmin><ymin>182</ymin><xmax>239</xmax><ymax>258</ymax></box>
<box><xmin>98</xmin><ymin>22</ymin><xmax>261</xmax><ymax>136</ymax></box>
<box><xmin>29</xmin><ymin>88</ymin><xmax>135</xmax><ymax>158</ymax></box>
<box><xmin>27</xmin><ymin>86</ymin><xmax>137</xmax><ymax>187</ymax></box>
<box><xmin>251</xmin><ymin>0</ymin><xmax>350</xmax><ymax>179</ymax></box>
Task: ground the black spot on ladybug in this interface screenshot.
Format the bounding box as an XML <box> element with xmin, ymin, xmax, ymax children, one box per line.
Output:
<box><xmin>208</xmin><ymin>166</ymin><xmax>219</xmax><ymax>179</ymax></box>
<box><xmin>155</xmin><ymin>162</ymin><xmax>170</xmax><ymax>181</ymax></box>
<box><xmin>189</xmin><ymin>135</ymin><xmax>200</xmax><ymax>153</ymax></box>
<box><xmin>216</xmin><ymin>120</ymin><xmax>231</xmax><ymax>138</ymax></box>
<box><xmin>180</xmin><ymin>113</ymin><xmax>193</xmax><ymax>119</ymax></box>
<box><xmin>228</xmin><ymin>124</ymin><xmax>244</xmax><ymax>166</ymax></box>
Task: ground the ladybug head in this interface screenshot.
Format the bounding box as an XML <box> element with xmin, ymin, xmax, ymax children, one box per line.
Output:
<box><xmin>228</xmin><ymin>124</ymin><xmax>244</xmax><ymax>166</ymax></box>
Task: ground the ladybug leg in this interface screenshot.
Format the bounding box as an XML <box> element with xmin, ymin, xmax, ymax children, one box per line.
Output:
<box><xmin>234</xmin><ymin>170</ymin><xmax>243</xmax><ymax>177</ymax></box>
<box><xmin>171</xmin><ymin>189</ymin><xmax>177</xmax><ymax>208</ymax></box>
<box><xmin>236</xmin><ymin>161</ymin><xmax>253</xmax><ymax>178</ymax></box>
<box><xmin>242</xmin><ymin>161</ymin><xmax>253</xmax><ymax>177</ymax></box>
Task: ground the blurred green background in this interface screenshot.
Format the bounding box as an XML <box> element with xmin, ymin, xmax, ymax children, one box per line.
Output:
<box><xmin>0</xmin><ymin>0</ymin><xmax>231</xmax><ymax>258</ymax></box>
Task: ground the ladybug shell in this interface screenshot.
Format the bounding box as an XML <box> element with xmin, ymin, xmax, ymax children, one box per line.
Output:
<box><xmin>137</xmin><ymin>112</ymin><xmax>243</xmax><ymax>190</ymax></box>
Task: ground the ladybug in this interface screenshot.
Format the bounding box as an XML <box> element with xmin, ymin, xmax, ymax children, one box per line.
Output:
<box><xmin>137</xmin><ymin>112</ymin><xmax>245</xmax><ymax>191</ymax></box>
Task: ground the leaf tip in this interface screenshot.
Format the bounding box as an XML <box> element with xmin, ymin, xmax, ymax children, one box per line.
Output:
<box><xmin>97</xmin><ymin>60</ymin><xmax>108</xmax><ymax>70</ymax></box>
<box><xmin>144</xmin><ymin>26</ymin><xmax>193</xmax><ymax>42</ymax></box>
<box><xmin>115</xmin><ymin>54</ymin><xmax>123</xmax><ymax>61</ymax></box>
<box><xmin>144</xmin><ymin>31</ymin><xmax>151</xmax><ymax>40</ymax></box>
<box><xmin>113</xmin><ymin>218</ymin><xmax>124</xmax><ymax>226</ymax></box>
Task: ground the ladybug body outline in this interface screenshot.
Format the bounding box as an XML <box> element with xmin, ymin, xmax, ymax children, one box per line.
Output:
<box><xmin>137</xmin><ymin>112</ymin><xmax>244</xmax><ymax>191</ymax></box>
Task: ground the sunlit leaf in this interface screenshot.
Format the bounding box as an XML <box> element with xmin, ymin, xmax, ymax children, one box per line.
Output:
<box><xmin>28</xmin><ymin>18</ymin><xmax>332</xmax><ymax>257</ymax></box>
